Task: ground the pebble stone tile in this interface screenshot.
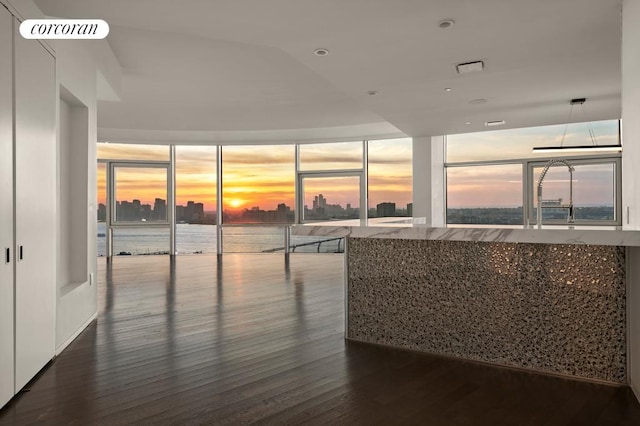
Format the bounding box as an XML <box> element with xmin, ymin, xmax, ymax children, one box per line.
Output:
<box><xmin>347</xmin><ymin>238</ymin><xmax>627</xmax><ymax>383</ymax></box>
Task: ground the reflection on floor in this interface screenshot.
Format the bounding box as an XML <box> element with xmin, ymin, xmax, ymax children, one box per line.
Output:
<box><xmin>0</xmin><ymin>254</ymin><xmax>639</xmax><ymax>425</ymax></box>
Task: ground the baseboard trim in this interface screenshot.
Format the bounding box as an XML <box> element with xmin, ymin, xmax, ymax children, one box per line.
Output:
<box><xmin>56</xmin><ymin>312</ymin><xmax>97</xmax><ymax>356</ymax></box>
<box><xmin>346</xmin><ymin>336</ymin><xmax>627</xmax><ymax>387</ymax></box>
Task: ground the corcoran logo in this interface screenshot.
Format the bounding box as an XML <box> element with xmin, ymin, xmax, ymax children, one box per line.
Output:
<box><xmin>19</xmin><ymin>19</ymin><xmax>109</xmax><ymax>39</ymax></box>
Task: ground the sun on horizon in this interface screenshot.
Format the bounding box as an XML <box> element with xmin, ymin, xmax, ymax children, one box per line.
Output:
<box><xmin>227</xmin><ymin>199</ymin><xmax>245</xmax><ymax>209</ymax></box>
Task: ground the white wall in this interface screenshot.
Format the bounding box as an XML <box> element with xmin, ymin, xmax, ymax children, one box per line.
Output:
<box><xmin>58</xmin><ymin>91</ymin><xmax>89</xmax><ymax>292</ymax></box>
<box><xmin>623</xmin><ymin>0</ymin><xmax>640</xmax><ymax>400</ymax></box>
<box><xmin>5</xmin><ymin>0</ymin><xmax>121</xmax><ymax>353</ymax></box>
<box><xmin>623</xmin><ymin>0</ymin><xmax>640</xmax><ymax>231</ymax></box>
<box><xmin>412</xmin><ymin>136</ymin><xmax>445</xmax><ymax>226</ymax></box>
<box><xmin>54</xmin><ymin>39</ymin><xmax>100</xmax><ymax>352</ymax></box>
<box><xmin>58</xmin><ymin>98</ymin><xmax>72</xmax><ymax>288</ymax></box>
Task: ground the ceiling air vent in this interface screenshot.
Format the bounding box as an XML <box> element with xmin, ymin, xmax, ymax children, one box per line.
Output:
<box><xmin>485</xmin><ymin>120</ymin><xmax>505</xmax><ymax>127</ymax></box>
<box><xmin>456</xmin><ymin>60</ymin><xmax>484</xmax><ymax>74</ymax></box>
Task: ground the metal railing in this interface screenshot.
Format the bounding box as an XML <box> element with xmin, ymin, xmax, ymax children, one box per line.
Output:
<box><xmin>263</xmin><ymin>237</ymin><xmax>344</xmax><ymax>253</ymax></box>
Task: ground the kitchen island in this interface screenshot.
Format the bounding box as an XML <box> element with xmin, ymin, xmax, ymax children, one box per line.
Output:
<box><xmin>293</xmin><ymin>222</ymin><xmax>640</xmax><ymax>385</ymax></box>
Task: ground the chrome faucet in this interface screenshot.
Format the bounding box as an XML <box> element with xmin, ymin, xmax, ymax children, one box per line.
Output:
<box><xmin>536</xmin><ymin>159</ymin><xmax>575</xmax><ymax>229</ymax></box>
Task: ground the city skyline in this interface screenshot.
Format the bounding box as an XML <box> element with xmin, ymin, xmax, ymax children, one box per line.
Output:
<box><xmin>97</xmin><ymin>139</ymin><xmax>413</xmax><ymax>212</ymax></box>
<box><xmin>98</xmin><ymin>194</ymin><xmax>412</xmax><ymax>224</ymax></box>
<box><xmin>97</xmin><ymin>123</ymin><xmax>618</xmax><ymax>212</ymax></box>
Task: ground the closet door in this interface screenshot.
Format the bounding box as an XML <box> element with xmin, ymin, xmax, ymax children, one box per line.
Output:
<box><xmin>13</xmin><ymin>19</ymin><xmax>56</xmax><ymax>391</ymax></box>
<box><xmin>0</xmin><ymin>7</ymin><xmax>15</xmax><ymax>408</ymax></box>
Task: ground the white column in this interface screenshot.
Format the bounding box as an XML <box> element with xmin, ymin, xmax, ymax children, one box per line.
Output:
<box><xmin>169</xmin><ymin>145</ymin><xmax>176</xmax><ymax>255</ymax></box>
<box><xmin>623</xmin><ymin>0</ymin><xmax>640</xmax><ymax>230</ymax></box>
<box><xmin>412</xmin><ymin>136</ymin><xmax>445</xmax><ymax>227</ymax></box>
<box><xmin>361</xmin><ymin>140</ymin><xmax>368</xmax><ymax>226</ymax></box>
<box><xmin>294</xmin><ymin>145</ymin><xmax>300</xmax><ymax>224</ymax></box>
<box><xmin>623</xmin><ymin>0</ymin><xmax>640</xmax><ymax>400</ymax></box>
<box><xmin>216</xmin><ymin>145</ymin><xmax>223</xmax><ymax>255</ymax></box>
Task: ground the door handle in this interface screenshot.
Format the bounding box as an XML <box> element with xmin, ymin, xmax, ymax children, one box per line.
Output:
<box><xmin>18</xmin><ymin>245</ymin><xmax>23</xmax><ymax>261</ymax></box>
<box><xmin>4</xmin><ymin>247</ymin><xmax>8</xmax><ymax>264</ymax></box>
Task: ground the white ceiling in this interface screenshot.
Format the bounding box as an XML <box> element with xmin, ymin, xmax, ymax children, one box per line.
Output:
<box><xmin>36</xmin><ymin>0</ymin><xmax>622</xmax><ymax>143</ymax></box>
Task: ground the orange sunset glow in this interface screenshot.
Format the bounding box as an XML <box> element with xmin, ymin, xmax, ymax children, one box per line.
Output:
<box><xmin>222</xmin><ymin>145</ymin><xmax>295</xmax><ymax>213</ymax></box>
<box><xmin>97</xmin><ymin>139</ymin><xmax>413</xmax><ymax>214</ymax></box>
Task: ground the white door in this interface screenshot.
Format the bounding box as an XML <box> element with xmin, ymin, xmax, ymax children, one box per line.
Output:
<box><xmin>13</xmin><ymin>20</ymin><xmax>56</xmax><ymax>391</ymax></box>
<box><xmin>0</xmin><ymin>8</ymin><xmax>15</xmax><ymax>408</ymax></box>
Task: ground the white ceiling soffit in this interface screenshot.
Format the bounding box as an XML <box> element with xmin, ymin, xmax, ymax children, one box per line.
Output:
<box><xmin>97</xmin><ymin>123</ymin><xmax>406</xmax><ymax>146</ymax></box>
<box><xmin>36</xmin><ymin>0</ymin><xmax>622</xmax><ymax>141</ymax></box>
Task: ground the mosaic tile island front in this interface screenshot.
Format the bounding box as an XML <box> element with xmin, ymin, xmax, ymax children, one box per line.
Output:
<box><xmin>346</xmin><ymin>238</ymin><xmax>626</xmax><ymax>383</ymax></box>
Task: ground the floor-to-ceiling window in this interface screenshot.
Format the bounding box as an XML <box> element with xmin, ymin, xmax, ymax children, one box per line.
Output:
<box><xmin>298</xmin><ymin>141</ymin><xmax>364</xmax><ymax>223</ymax></box>
<box><xmin>368</xmin><ymin>138</ymin><xmax>413</xmax><ymax>219</ymax></box>
<box><xmin>97</xmin><ymin>144</ymin><xmax>171</xmax><ymax>256</ymax></box>
<box><xmin>175</xmin><ymin>146</ymin><xmax>217</xmax><ymax>254</ymax></box>
<box><xmin>97</xmin><ymin>162</ymin><xmax>107</xmax><ymax>256</ymax></box>
<box><xmin>97</xmin><ymin>137</ymin><xmax>413</xmax><ymax>255</ymax></box>
<box><xmin>221</xmin><ymin>145</ymin><xmax>295</xmax><ymax>252</ymax></box>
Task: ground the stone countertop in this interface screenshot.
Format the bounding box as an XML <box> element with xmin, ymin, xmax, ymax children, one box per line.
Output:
<box><xmin>292</xmin><ymin>220</ymin><xmax>640</xmax><ymax>247</ymax></box>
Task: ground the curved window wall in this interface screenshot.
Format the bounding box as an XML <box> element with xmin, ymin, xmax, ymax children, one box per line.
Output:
<box><xmin>97</xmin><ymin>138</ymin><xmax>413</xmax><ymax>256</ymax></box>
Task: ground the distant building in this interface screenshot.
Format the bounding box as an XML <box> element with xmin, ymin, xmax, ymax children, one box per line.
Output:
<box><xmin>306</xmin><ymin>194</ymin><xmax>358</xmax><ymax>220</ymax></box>
<box><xmin>377</xmin><ymin>202</ymin><xmax>396</xmax><ymax>217</ymax></box>
<box><xmin>313</xmin><ymin>194</ymin><xmax>327</xmax><ymax>211</ymax></box>
<box><xmin>238</xmin><ymin>203</ymin><xmax>294</xmax><ymax>223</ymax></box>
<box><xmin>176</xmin><ymin>205</ymin><xmax>185</xmax><ymax>222</ymax></box>
<box><xmin>276</xmin><ymin>203</ymin><xmax>291</xmax><ymax>222</ymax></box>
<box><xmin>186</xmin><ymin>201</ymin><xmax>204</xmax><ymax>222</ymax></box>
<box><xmin>154</xmin><ymin>198</ymin><xmax>167</xmax><ymax>221</ymax></box>
<box><xmin>97</xmin><ymin>203</ymin><xmax>106</xmax><ymax>221</ymax></box>
<box><xmin>407</xmin><ymin>203</ymin><xmax>413</xmax><ymax>217</ymax></box>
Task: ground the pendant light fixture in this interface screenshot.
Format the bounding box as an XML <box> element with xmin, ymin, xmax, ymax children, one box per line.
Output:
<box><xmin>532</xmin><ymin>98</ymin><xmax>622</xmax><ymax>153</ymax></box>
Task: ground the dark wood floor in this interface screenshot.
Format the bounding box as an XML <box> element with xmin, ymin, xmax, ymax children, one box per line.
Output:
<box><xmin>1</xmin><ymin>254</ymin><xmax>640</xmax><ymax>425</ymax></box>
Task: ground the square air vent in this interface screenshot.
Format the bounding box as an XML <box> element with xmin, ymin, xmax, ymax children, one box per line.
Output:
<box><xmin>456</xmin><ymin>60</ymin><xmax>484</xmax><ymax>74</ymax></box>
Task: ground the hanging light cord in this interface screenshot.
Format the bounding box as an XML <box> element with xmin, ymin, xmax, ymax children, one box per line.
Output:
<box><xmin>559</xmin><ymin>105</ymin><xmax>573</xmax><ymax>147</ymax></box>
<box><xmin>581</xmin><ymin>103</ymin><xmax>598</xmax><ymax>146</ymax></box>
<box><xmin>559</xmin><ymin>102</ymin><xmax>598</xmax><ymax>147</ymax></box>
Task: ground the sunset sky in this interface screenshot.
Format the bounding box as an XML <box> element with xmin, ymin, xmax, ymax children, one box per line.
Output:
<box><xmin>97</xmin><ymin>138</ymin><xmax>413</xmax><ymax>212</ymax></box>
<box><xmin>446</xmin><ymin>120</ymin><xmax>619</xmax><ymax>162</ymax></box>
<box><xmin>97</xmin><ymin>121</ymin><xmax>618</xmax><ymax>213</ymax></box>
<box><xmin>446</xmin><ymin>120</ymin><xmax>619</xmax><ymax>208</ymax></box>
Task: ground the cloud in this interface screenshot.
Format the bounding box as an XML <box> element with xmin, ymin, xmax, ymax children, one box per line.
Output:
<box><xmin>447</xmin><ymin>120</ymin><xmax>619</xmax><ymax>162</ymax></box>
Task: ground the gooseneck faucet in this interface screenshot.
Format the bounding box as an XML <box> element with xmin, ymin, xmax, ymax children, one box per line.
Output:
<box><xmin>536</xmin><ymin>159</ymin><xmax>575</xmax><ymax>229</ymax></box>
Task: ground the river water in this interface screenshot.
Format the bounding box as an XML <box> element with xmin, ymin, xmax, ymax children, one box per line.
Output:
<box><xmin>97</xmin><ymin>222</ymin><xmax>342</xmax><ymax>256</ymax></box>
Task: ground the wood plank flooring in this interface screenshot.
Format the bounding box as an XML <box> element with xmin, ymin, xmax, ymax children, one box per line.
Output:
<box><xmin>1</xmin><ymin>253</ymin><xmax>640</xmax><ymax>425</ymax></box>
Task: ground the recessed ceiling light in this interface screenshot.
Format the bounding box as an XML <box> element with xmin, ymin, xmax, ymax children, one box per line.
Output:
<box><xmin>367</xmin><ymin>90</ymin><xmax>379</xmax><ymax>96</ymax></box>
<box><xmin>314</xmin><ymin>48</ymin><xmax>329</xmax><ymax>56</ymax></box>
<box><xmin>485</xmin><ymin>120</ymin><xmax>505</xmax><ymax>127</ymax></box>
<box><xmin>465</xmin><ymin>121</ymin><xmax>471</xmax><ymax>125</ymax></box>
<box><xmin>438</xmin><ymin>19</ymin><xmax>455</xmax><ymax>29</ymax></box>
<box><xmin>456</xmin><ymin>60</ymin><xmax>484</xmax><ymax>74</ymax></box>
<box><xmin>469</xmin><ymin>98</ymin><xmax>487</xmax><ymax>105</ymax></box>
<box><xmin>444</xmin><ymin>87</ymin><xmax>452</xmax><ymax>92</ymax></box>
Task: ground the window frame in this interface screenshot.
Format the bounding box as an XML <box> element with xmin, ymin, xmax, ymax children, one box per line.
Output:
<box><xmin>445</xmin><ymin>160</ymin><xmax>527</xmax><ymax>226</ymax></box>
<box><xmin>525</xmin><ymin>156</ymin><xmax>621</xmax><ymax>226</ymax></box>
<box><xmin>108</xmin><ymin>160</ymin><xmax>172</xmax><ymax>227</ymax></box>
<box><xmin>297</xmin><ymin>170</ymin><xmax>366</xmax><ymax>224</ymax></box>
<box><xmin>444</xmin><ymin>154</ymin><xmax>622</xmax><ymax>227</ymax></box>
